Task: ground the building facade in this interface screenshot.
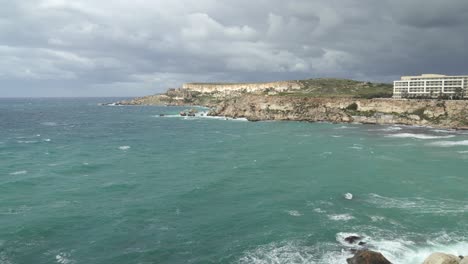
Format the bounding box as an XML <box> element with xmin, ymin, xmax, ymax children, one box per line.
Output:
<box><xmin>393</xmin><ymin>74</ymin><xmax>468</xmax><ymax>99</ymax></box>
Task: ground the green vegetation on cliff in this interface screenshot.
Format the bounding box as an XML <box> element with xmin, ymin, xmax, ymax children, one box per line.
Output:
<box><xmin>277</xmin><ymin>78</ymin><xmax>393</xmax><ymax>98</ymax></box>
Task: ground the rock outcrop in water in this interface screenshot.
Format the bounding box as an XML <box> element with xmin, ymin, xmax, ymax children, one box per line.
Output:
<box><xmin>115</xmin><ymin>78</ymin><xmax>468</xmax><ymax>129</ymax></box>
<box><xmin>346</xmin><ymin>250</ymin><xmax>392</xmax><ymax>264</ymax></box>
<box><xmin>422</xmin><ymin>253</ymin><xmax>464</xmax><ymax>264</ymax></box>
<box><xmin>208</xmin><ymin>95</ymin><xmax>468</xmax><ymax>129</ymax></box>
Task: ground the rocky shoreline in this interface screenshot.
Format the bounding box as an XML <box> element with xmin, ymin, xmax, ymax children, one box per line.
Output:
<box><xmin>346</xmin><ymin>249</ymin><xmax>467</xmax><ymax>264</ymax></box>
<box><xmin>341</xmin><ymin>235</ymin><xmax>467</xmax><ymax>264</ymax></box>
<box><xmin>114</xmin><ymin>90</ymin><xmax>468</xmax><ymax>130</ymax></box>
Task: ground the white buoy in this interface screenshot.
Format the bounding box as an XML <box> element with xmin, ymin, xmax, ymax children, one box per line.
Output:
<box><xmin>344</xmin><ymin>193</ymin><xmax>353</xmax><ymax>200</ymax></box>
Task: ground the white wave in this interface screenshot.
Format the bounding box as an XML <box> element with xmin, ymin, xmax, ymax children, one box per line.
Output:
<box><xmin>56</xmin><ymin>252</ymin><xmax>74</xmax><ymax>264</ymax></box>
<box><xmin>286</xmin><ymin>210</ymin><xmax>302</xmax><ymax>217</ymax></box>
<box><xmin>432</xmin><ymin>129</ymin><xmax>455</xmax><ymax>133</ymax></box>
<box><xmin>457</xmin><ymin>150</ymin><xmax>468</xmax><ymax>153</ymax></box>
<box><xmin>366</xmin><ymin>193</ymin><xmax>468</xmax><ymax>214</ymax></box>
<box><xmin>331</xmin><ymin>135</ymin><xmax>343</xmax><ymax>138</ymax></box>
<box><xmin>335</xmin><ymin>126</ymin><xmax>357</xmax><ymax>129</ymax></box>
<box><xmin>361</xmin><ymin>233</ymin><xmax>468</xmax><ymax>264</ymax></box>
<box><xmin>157</xmin><ymin>113</ymin><xmax>249</xmax><ymax>121</ymax></box>
<box><xmin>9</xmin><ymin>170</ymin><xmax>27</xmax><ymax>175</ymax></box>
<box><xmin>118</xmin><ymin>146</ymin><xmax>131</xmax><ymax>150</ymax></box>
<box><xmin>238</xmin><ymin>241</ymin><xmax>343</xmax><ymax>264</ymax></box>
<box><xmin>344</xmin><ymin>193</ymin><xmax>353</xmax><ymax>200</ymax></box>
<box><xmin>369</xmin><ymin>126</ymin><xmax>403</xmax><ymax>132</ymax></box>
<box><xmin>44</xmin><ymin>139</ymin><xmax>51</xmax><ymax>142</ymax></box>
<box><xmin>429</xmin><ymin>140</ymin><xmax>468</xmax><ymax>147</ymax></box>
<box><xmin>385</xmin><ymin>133</ymin><xmax>455</xmax><ymax>139</ymax></box>
<box><xmin>349</xmin><ymin>145</ymin><xmax>363</xmax><ymax>150</ymax></box>
<box><xmin>313</xmin><ymin>208</ymin><xmax>326</xmax><ymax>214</ymax></box>
<box><xmin>17</xmin><ymin>140</ymin><xmax>38</xmax><ymax>144</ymax></box>
<box><xmin>327</xmin><ymin>214</ymin><xmax>354</xmax><ymax>221</ymax></box>
<box><xmin>238</xmin><ymin>231</ymin><xmax>468</xmax><ymax>264</ymax></box>
<box><xmin>41</xmin><ymin>122</ymin><xmax>57</xmax><ymax>126</ymax></box>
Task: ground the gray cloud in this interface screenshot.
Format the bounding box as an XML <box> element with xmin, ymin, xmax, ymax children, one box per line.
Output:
<box><xmin>1</xmin><ymin>0</ymin><xmax>468</xmax><ymax>97</ymax></box>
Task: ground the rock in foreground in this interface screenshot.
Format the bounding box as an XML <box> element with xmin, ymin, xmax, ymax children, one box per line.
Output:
<box><xmin>423</xmin><ymin>253</ymin><xmax>461</xmax><ymax>264</ymax></box>
<box><xmin>347</xmin><ymin>250</ymin><xmax>392</xmax><ymax>264</ymax></box>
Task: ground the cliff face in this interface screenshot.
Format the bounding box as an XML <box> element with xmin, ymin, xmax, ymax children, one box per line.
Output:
<box><xmin>114</xmin><ymin>78</ymin><xmax>468</xmax><ymax>129</ymax></box>
<box><xmin>182</xmin><ymin>81</ymin><xmax>302</xmax><ymax>94</ymax></box>
<box><xmin>208</xmin><ymin>95</ymin><xmax>468</xmax><ymax>129</ymax></box>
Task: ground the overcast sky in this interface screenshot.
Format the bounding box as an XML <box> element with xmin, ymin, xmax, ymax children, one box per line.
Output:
<box><xmin>1</xmin><ymin>0</ymin><xmax>468</xmax><ymax>97</ymax></box>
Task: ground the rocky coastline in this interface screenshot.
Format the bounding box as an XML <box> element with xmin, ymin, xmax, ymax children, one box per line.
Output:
<box><xmin>341</xmin><ymin>234</ymin><xmax>467</xmax><ymax>264</ymax></box>
<box><xmin>114</xmin><ymin>82</ymin><xmax>468</xmax><ymax>130</ymax></box>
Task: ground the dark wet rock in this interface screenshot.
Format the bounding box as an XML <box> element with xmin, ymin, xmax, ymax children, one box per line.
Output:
<box><xmin>347</xmin><ymin>250</ymin><xmax>392</xmax><ymax>264</ymax></box>
<box><xmin>345</xmin><ymin>236</ymin><xmax>362</xmax><ymax>244</ymax></box>
<box><xmin>358</xmin><ymin>242</ymin><xmax>367</xmax><ymax>246</ymax></box>
<box><xmin>180</xmin><ymin>111</ymin><xmax>187</xmax><ymax>116</ymax></box>
<box><xmin>159</xmin><ymin>114</ymin><xmax>165</xmax><ymax>117</ymax></box>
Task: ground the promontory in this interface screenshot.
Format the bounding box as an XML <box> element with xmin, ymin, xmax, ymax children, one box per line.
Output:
<box><xmin>114</xmin><ymin>78</ymin><xmax>468</xmax><ymax>129</ymax></box>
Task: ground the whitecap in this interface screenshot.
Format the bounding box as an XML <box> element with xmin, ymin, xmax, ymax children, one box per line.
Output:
<box><xmin>335</xmin><ymin>126</ymin><xmax>357</xmax><ymax>129</ymax></box>
<box><xmin>349</xmin><ymin>145</ymin><xmax>363</xmax><ymax>150</ymax></box>
<box><xmin>429</xmin><ymin>140</ymin><xmax>468</xmax><ymax>147</ymax></box>
<box><xmin>286</xmin><ymin>210</ymin><xmax>302</xmax><ymax>217</ymax></box>
<box><xmin>331</xmin><ymin>135</ymin><xmax>343</xmax><ymax>138</ymax></box>
<box><xmin>17</xmin><ymin>140</ymin><xmax>38</xmax><ymax>144</ymax></box>
<box><xmin>327</xmin><ymin>214</ymin><xmax>354</xmax><ymax>221</ymax></box>
<box><xmin>369</xmin><ymin>126</ymin><xmax>403</xmax><ymax>132</ymax></box>
<box><xmin>55</xmin><ymin>252</ymin><xmax>73</xmax><ymax>264</ymax></box>
<box><xmin>457</xmin><ymin>150</ymin><xmax>468</xmax><ymax>153</ymax></box>
<box><xmin>385</xmin><ymin>133</ymin><xmax>455</xmax><ymax>139</ymax></box>
<box><xmin>41</xmin><ymin>122</ymin><xmax>57</xmax><ymax>126</ymax></box>
<box><xmin>238</xmin><ymin>241</ymin><xmax>322</xmax><ymax>264</ymax></box>
<box><xmin>118</xmin><ymin>146</ymin><xmax>131</xmax><ymax>150</ymax></box>
<box><xmin>366</xmin><ymin>193</ymin><xmax>468</xmax><ymax>214</ymax></box>
<box><xmin>9</xmin><ymin>170</ymin><xmax>27</xmax><ymax>175</ymax></box>
<box><xmin>344</xmin><ymin>193</ymin><xmax>353</xmax><ymax>200</ymax></box>
<box><xmin>313</xmin><ymin>208</ymin><xmax>326</xmax><ymax>213</ymax></box>
<box><xmin>44</xmin><ymin>139</ymin><xmax>51</xmax><ymax>142</ymax></box>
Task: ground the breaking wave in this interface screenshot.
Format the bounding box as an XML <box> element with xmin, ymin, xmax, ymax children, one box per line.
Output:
<box><xmin>385</xmin><ymin>133</ymin><xmax>455</xmax><ymax>139</ymax></box>
<box><xmin>237</xmin><ymin>232</ymin><xmax>468</xmax><ymax>264</ymax></box>
<box><xmin>366</xmin><ymin>193</ymin><xmax>468</xmax><ymax>214</ymax></box>
<box><xmin>9</xmin><ymin>170</ymin><xmax>28</xmax><ymax>175</ymax></box>
<box><xmin>429</xmin><ymin>140</ymin><xmax>468</xmax><ymax>147</ymax></box>
<box><xmin>327</xmin><ymin>214</ymin><xmax>354</xmax><ymax>221</ymax></box>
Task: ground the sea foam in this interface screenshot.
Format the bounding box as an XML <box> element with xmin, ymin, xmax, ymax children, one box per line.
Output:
<box><xmin>385</xmin><ymin>133</ymin><xmax>455</xmax><ymax>139</ymax></box>
<box><xmin>327</xmin><ymin>214</ymin><xmax>354</xmax><ymax>221</ymax></box>
<box><xmin>118</xmin><ymin>146</ymin><xmax>131</xmax><ymax>150</ymax></box>
<box><xmin>9</xmin><ymin>170</ymin><xmax>27</xmax><ymax>175</ymax></box>
<box><xmin>429</xmin><ymin>140</ymin><xmax>468</xmax><ymax>147</ymax></box>
<box><xmin>366</xmin><ymin>193</ymin><xmax>468</xmax><ymax>214</ymax></box>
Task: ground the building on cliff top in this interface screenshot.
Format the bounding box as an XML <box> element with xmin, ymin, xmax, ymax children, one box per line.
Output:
<box><xmin>393</xmin><ymin>74</ymin><xmax>468</xmax><ymax>99</ymax></box>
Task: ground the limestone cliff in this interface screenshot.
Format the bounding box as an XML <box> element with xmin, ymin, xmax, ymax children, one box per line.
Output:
<box><xmin>182</xmin><ymin>81</ymin><xmax>302</xmax><ymax>94</ymax></box>
<box><xmin>208</xmin><ymin>95</ymin><xmax>468</xmax><ymax>129</ymax></box>
<box><xmin>114</xmin><ymin>78</ymin><xmax>468</xmax><ymax>129</ymax></box>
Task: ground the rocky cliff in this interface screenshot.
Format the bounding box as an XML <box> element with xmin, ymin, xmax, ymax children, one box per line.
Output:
<box><xmin>208</xmin><ymin>95</ymin><xmax>468</xmax><ymax>129</ymax></box>
<box><xmin>114</xmin><ymin>78</ymin><xmax>468</xmax><ymax>129</ymax></box>
<box><xmin>182</xmin><ymin>81</ymin><xmax>302</xmax><ymax>94</ymax></box>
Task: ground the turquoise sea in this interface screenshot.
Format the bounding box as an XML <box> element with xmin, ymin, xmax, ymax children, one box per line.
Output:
<box><xmin>1</xmin><ymin>98</ymin><xmax>468</xmax><ymax>264</ymax></box>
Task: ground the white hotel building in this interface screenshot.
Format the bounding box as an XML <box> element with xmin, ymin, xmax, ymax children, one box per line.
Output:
<box><xmin>393</xmin><ymin>74</ymin><xmax>468</xmax><ymax>99</ymax></box>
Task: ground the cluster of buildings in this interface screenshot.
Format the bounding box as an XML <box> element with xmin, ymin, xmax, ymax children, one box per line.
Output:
<box><xmin>393</xmin><ymin>74</ymin><xmax>468</xmax><ymax>99</ymax></box>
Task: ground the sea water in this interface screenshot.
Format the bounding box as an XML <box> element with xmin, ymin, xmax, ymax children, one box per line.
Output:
<box><xmin>0</xmin><ymin>98</ymin><xmax>467</xmax><ymax>264</ymax></box>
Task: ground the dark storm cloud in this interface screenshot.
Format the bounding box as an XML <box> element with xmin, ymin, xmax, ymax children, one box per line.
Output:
<box><xmin>1</xmin><ymin>0</ymin><xmax>468</xmax><ymax>97</ymax></box>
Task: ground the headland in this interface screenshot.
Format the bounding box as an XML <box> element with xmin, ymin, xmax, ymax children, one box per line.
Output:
<box><xmin>115</xmin><ymin>78</ymin><xmax>468</xmax><ymax>129</ymax></box>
